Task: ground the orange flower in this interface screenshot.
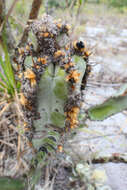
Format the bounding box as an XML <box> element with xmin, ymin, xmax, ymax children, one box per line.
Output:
<box><xmin>64</xmin><ymin>64</ymin><xmax>70</xmax><ymax>70</ymax></box>
<box><xmin>54</xmin><ymin>50</ymin><xmax>65</xmax><ymax>58</ymax></box>
<box><xmin>84</xmin><ymin>50</ymin><xmax>92</xmax><ymax>57</ymax></box>
<box><xmin>18</xmin><ymin>73</ymin><xmax>23</xmax><ymax>79</ymax></box>
<box><xmin>23</xmin><ymin>122</ymin><xmax>30</xmax><ymax>131</ymax></box>
<box><xmin>35</xmin><ymin>65</ymin><xmax>40</xmax><ymax>69</ymax></box>
<box><xmin>57</xmin><ymin>145</ymin><xmax>63</xmax><ymax>153</ymax></box>
<box><xmin>24</xmin><ymin>69</ymin><xmax>36</xmax><ymax>86</ymax></box>
<box><xmin>57</xmin><ymin>23</ymin><xmax>62</xmax><ymax>28</ymax></box>
<box><xmin>70</xmin><ymin>113</ymin><xmax>78</xmax><ymax>120</ymax></box>
<box><xmin>43</xmin><ymin>32</ymin><xmax>49</xmax><ymax>37</ymax></box>
<box><xmin>70</xmin><ymin>119</ymin><xmax>78</xmax><ymax>125</ymax></box>
<box><xmin>70</xmin><ymin>125</ymin><xmax>74</xmax><ymax>129</ymax></box>
<box><xmin>69</xmin><ymin>62</ymin><xmax>74</xmax><ymax>67</ymax></box>
<box><xmin>65</xmin><ymin>24</ymin><xmax>71</xmax><ymax>31</ymax></box>
<box><xmin>37</xmin><ymin>57</ymin><xmax>41</xmax><ymax>62</ymax></box>
<box><xmin>64</xmin><ymin>62</ymin><xmax>74</xmax><ymax>70</ymax></box>
<box><xmin>20</xmin><ymin>93</ymin><xmax>27</xmax><ymax>106</ymax></box>
<box><xmin>38</xmin><ymin>57</ymin><xmax>47</xmax><ymax>64</ymax></box>
<box><xmin>71</xmin><ymin>107</ymin><xmax>80</xmax><ymax>114</ymax></box>
<box><xmin>41</xmin><ymin>57</ymin><xmax>47</xmax><ymax>64</ymax></box>
<box><xmin>40</xmin><ymin>32</ymin><xmax>50</xmax><ymax>37</ymax></box>
<box><xmin>66</xmin><ymin>70</ymin><xmax>80</xmax><ymax>83</ymax></box>
<box><xmin>65</xmin><ymin>44</ymin><xmax>69</xmax><ymax>50</ymax></box>
<box><xmin>65</xmin><ymin>105</ymin><xmax>80</xmax><ymax>129</ymax></box>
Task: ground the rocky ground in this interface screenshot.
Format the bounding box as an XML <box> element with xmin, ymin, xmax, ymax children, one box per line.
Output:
<box><xmin>69</xmin><ymin>3</ymin><xmax>127</xmax><ymax>190</ymax></box>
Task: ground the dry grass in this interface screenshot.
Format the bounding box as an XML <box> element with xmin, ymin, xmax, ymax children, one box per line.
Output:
<box><xmin>0</xmin><ymin>91</ymin><xmax>33</xmax><ymax>177</ymax></box>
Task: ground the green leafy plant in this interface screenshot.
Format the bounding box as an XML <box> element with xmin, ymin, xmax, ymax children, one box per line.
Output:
<box><xmin>109</xmin><ymin>0</ymin><xmax>127</xmax><ymax>8</ymax></box>
<box><xmin>88</xmin><ymin>95</ymin><xmax>127</xmax><ymax>120</ymax></box>
<box><xmin>88</xmin><ymin>84</ymin><xmax>127</xmax><ymax>120</ymax></box>
<box><xmin>0</xmin><ymin>177</ymin><xmax>26</xmax><ymax>190</ymax></box>
<box><xmin>0</xmin><ymin>31</ymin><xmax>18</xmax><ymax>97</ymax></box>
<box><xmin>46</xmin><ymin>0</ymin><xmax>74</xmax><ymax>9</ymax></box>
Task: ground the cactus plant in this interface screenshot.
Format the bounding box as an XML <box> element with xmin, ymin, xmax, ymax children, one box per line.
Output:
<box><xmin>0</xmin><ymin>14</ymin><xmax>89</xmax><ymax>188</ymax></box>
<box><xmin>13</xmin><ymin>14</ymin><xmax>90</xmax><ymax>155</ymax></box>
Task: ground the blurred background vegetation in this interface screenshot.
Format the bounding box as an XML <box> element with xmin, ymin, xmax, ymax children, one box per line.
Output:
<box><xmin>3</xmin><ymin>0</ymin><xmax>127</xmax><ymax>56</ymax></box>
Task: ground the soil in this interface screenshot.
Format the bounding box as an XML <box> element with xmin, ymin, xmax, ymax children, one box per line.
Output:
<box><xmin>69</xmin><ymin>3</ymin><xmax>127</xmax><ymax>190</ymax></box>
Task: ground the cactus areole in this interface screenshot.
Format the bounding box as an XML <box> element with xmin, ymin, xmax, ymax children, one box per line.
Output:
<box><xmin>15</xmin><ymin>14</ymin><xmax>91</xmax><ymax>159</ymax></box>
